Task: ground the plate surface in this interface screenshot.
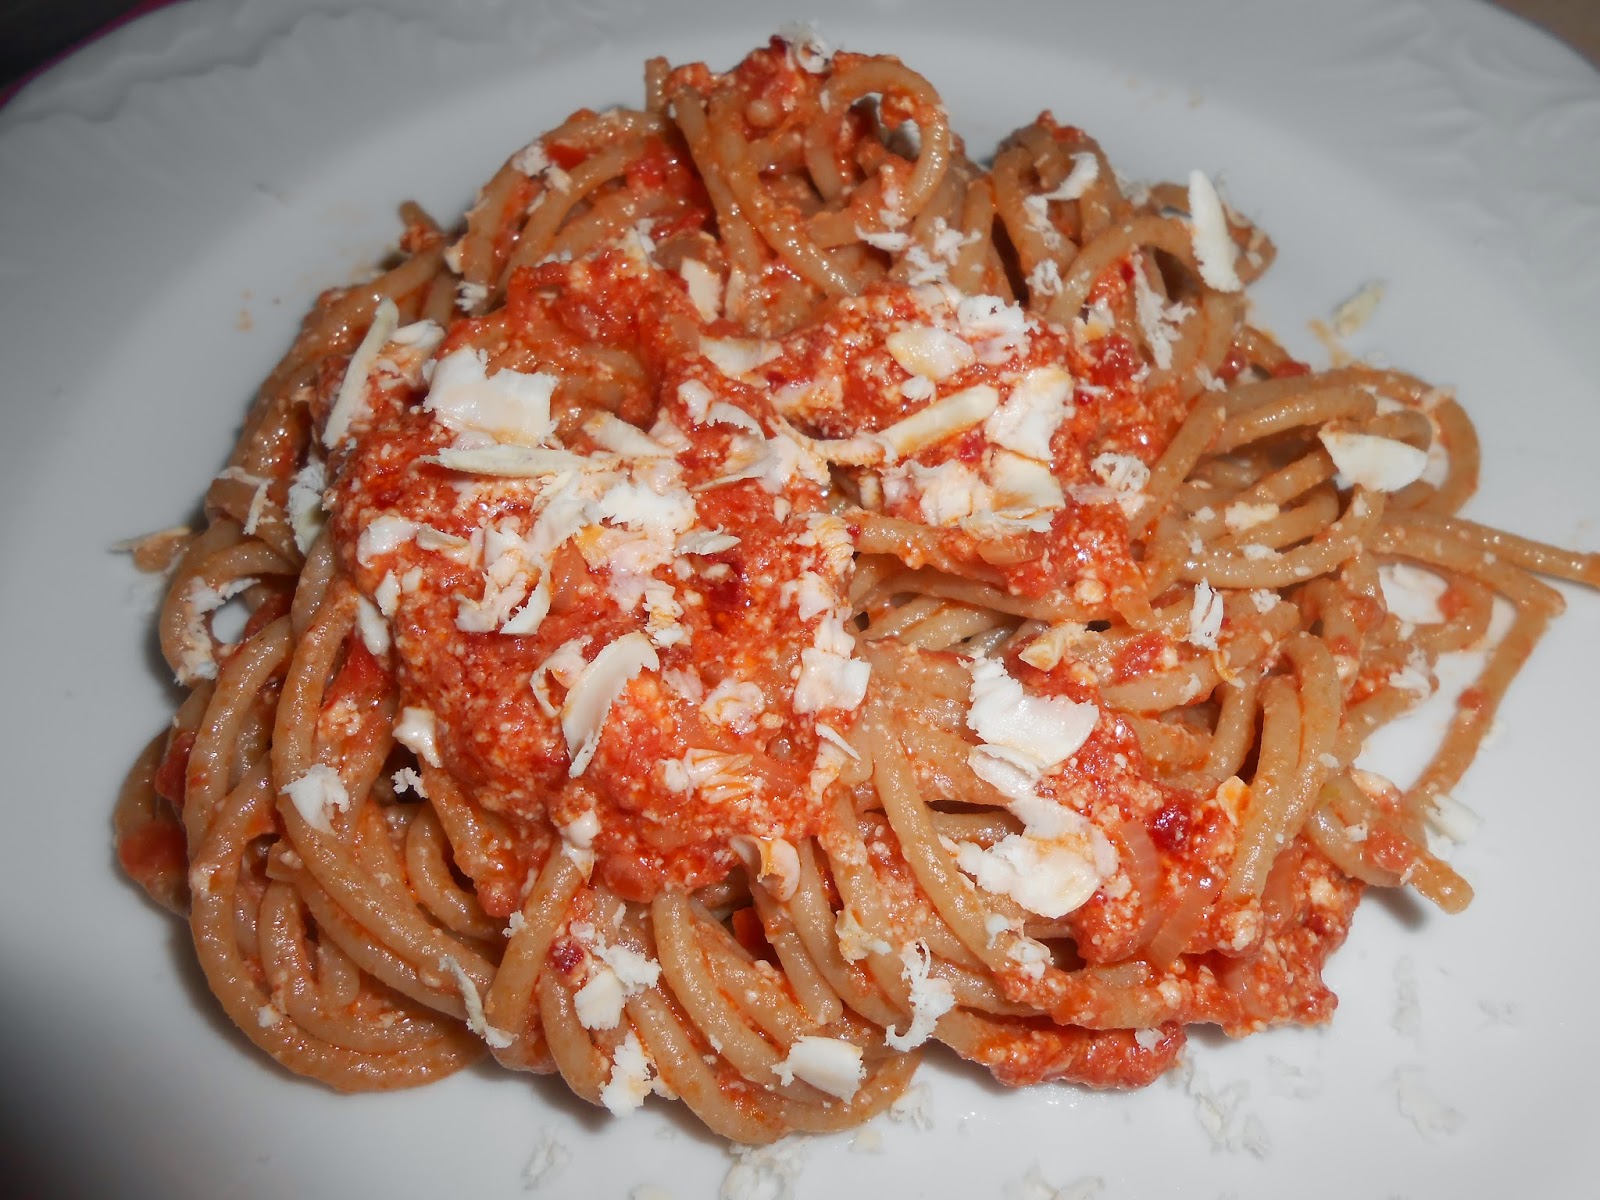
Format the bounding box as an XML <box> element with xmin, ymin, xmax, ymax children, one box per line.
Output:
<box><xmin>2</xmin><ymin>1</ymin><xmax>1597</xmax><ymax>1196</ymax></box>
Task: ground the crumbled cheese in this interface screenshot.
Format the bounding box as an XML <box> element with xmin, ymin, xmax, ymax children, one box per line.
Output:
<box><xmin>849</xmin><ymin>1128</ymin><xmax>884</xmax><ymax>1154</ymax></box>
<box><xmin>1224</xmin><ymin>501</ymin><xmax>1278</xmax><ymax>533</ymax></box>
<box><xmin>1045</xmin><ymin>152</ymin><xmax>1101</xmax><ymax>202</ymax></box>
<box><xmin>584</xmin><ymin>411</ymin><xmax>674</xmax><ymax>460</ymax></box>
<box><xmin>1331</xmin><ymin>280</ymin><xmax>1386</xmax><ymax>338</ymax></box>
<box><xmin>575</xmin><ymin>968</ymin><xmax>627</xmax><ymax>1030</ymax></box>
<box><xmin>173</xmin><ymin>576</ymin><xmax>253</xmax><ymax>683</ymax></box>
<box><xmin>391</xmin><ymin>766</ymin><xmax>427</xmax><ymax>798</ymax></box>
<box><xmin>323</xmin><ymin>298</ymin><xmax>400</xmax><ymax>448</ymax></box>
<box><xmin>954</xmin><ymin>294</ymin><xmax>1031</xmax><ymax>357</ymax></box>
<box><xmin>835</xmin><ymin>906</ymin><xmax>891</xmax><ymax>962</ymax></box>
<box><xmin>500</xmin><ymin>572</ymin><xmax>552</xmax><ymax>637</ymax></box>
<box><xmin>730</xmin><ymin>835</ymin><xmax>801</xmax><ymax>901</ymax></box>
<box><xmin>561</xmin><ymin>633</ymin><xmax>659</xmax><ymax>776</ymax></box>
<box><xmin>1386</xmin><ymin>646</ymin><xmax>1433</xmax><ymax>697</ymax></box>
<box><xmin>1130</xmin><ymin>259</ymin><xmax>1190</xmax><ymax>371</ymax></box>
<box><xmin>440</xmin><ymin>955</ymin><xmax>513</xmax><ymax>1048</ymax></box>
<box><xmin>286</xmin><ymin>459</ymin><xmax>327</xmax><ymax>554</ymax></box>
<box><xmin>772</xmin><ymin>1036</ymin><xmax>864</xmax><ymax>1101</ymax></box>
<box><xmin>792</xmin><ymin>616</ymin><xmax>870</xmax><ymax>714</ymax></box>
<box><xmin>702</xmin><ymin>336</ymin><xmax>780</xmax><ymax>379</ymax></box>
<box><xmin>885</xmin><ymin>324</ymin><xmax>976</xmax><ymax>381</ymax></box>
<box><xmin>783</xmin><ymin>571</ymin><xmax>835</xmax><ymax>621</ymax></box>
<box><xmin>928</xmin><ymin>453</ymin><xmax>1061</xmax><ymax>533</ymax></box>
<box><xmin>511</xmin><ymin>140</ymin><xmax>549</xmax><ymax>176</ymax></box>
<box><xmin>953</xmin><ymin>797</ymin><xmax>1115</xmax><ymax>920</ymax></box>
<box><xmin>679</xmin><ymin>258</ymin><xmax>723</xmax><ymax>321</ymax></box>
<box><xmin>859</xmin><ymin>226</ymin><xmax>910</xmax><ymax>253</ymax></box>
<box><xmin>354</xmin><ymin>595</ymin><xmax>390</xmax><ymax>656</ymax></box>
<box><xmin>1178</xmin><ymin>1058</ymin><xmax>1271</xmax><ymax>1156</ymax></box>
<box><xmin>1318</xmin><ymin>429</ymin><xmax>1428</xmax><ymax>492</ymax></box>
<box><xmin>883</xmin><ymin>940</ymin><xmax>955</xmax><ymax>1051</ymax></box>
<box><xmin>559</xmin><ymin>810</ymin><xmax>601</xmax><ymax>856</ymax></box>
<box><xmin>394</xmin><ymin>706</ymin><xmax>443</xmax><ymax>767</ymax></box>
<box><xmin>596</xmin><ymin>940</ymin><xmax>661</xmax><ymax>993</ymax></box>
<box><xmin>661</xmin><ymin>748</ymin><xmax>755</xmax><ymax>802</ymax></box>
<box><xmin>778</xmin><ymin>21</ymin><xmax>832</xmax><ymax>72</ymax></box>
<box><xmin>702</xmin><ymin>679</ymin><xmax>766</xmax><ymax>733</ymax></box>
<box><xmin>1005</xmin><ymin>937</ymin><xmax>1052</xmax><ymax>979</ymax></box>
<box><xmin>424</xmin><ymin>347</ymin><xmax>559</xmax><ymax>446</ymax></box>
<box><xmin>677</xmin><ymin>379</ymin><xmax>715</xmax><ymax>424</ymax></box>
<box><xmin>1426</xmin><ymin>793</ymin><xmax>1480</xmax><ymax>844</ymax></box>
<box><xmin>280</xmin><ymin>764</ymin><xmax>350</xmax><ymax>833</ymax></box>
<box><xmin>221</xmin><ymin>468</ymin><xmax>270</xmax><ymax>537</ymax></box>
<box><xmin>1018</xmin><ymin>621</ymin><xmax>1088</xmax><ymax>671</ymax></box>
<box><xmin>875</xmin><ymin>384</ymin><xmax>999</xmax><ymax>459</ymax></box>
<box><xmin>1026</xmin><ymin>258</ymin><xmax>1063</xmax><ymax>297</ymax></box>
<box><xmin>1089</xmin><ymin>451</ymin><xmax>1150</xmax><ymax>497</ymax></box>
<box><xmin>887</xmin><ymin>1083</ymin><xmax>934</xmax><ymax>1130</ymax></box>
<box><xmin>600</xmin><ymin>1030</ymin><xmax>657</xmax><ymax>1116</ymax></box>
<box><xmin>795</xmin><ymin>512</ymin><xmax>855</xmax><ymax>577</ymax></box>
<box><xmin>711</xmin><ymin>423</ymin><xmax>832</xmax><ymax>494</ymax></box>
<box><xmin>522</xmin><ymin>1127</ymin><xmax>571</xmax><ymax>1190</ymax></box>
<box><xmin>985</xmin><ymin>366</ymin><xmax>1073</xmax><ymax>460</ymax></box>
<box><xmin>719</xmin><ymin>1138</ymin><xmax>810</xmax><ymax>1200</ymax></box>
<box><xmin>965</xmin><ymin>655</ymin><xmax>1097</xmax><ymax>799</ymax></box>
<box><xmin>1186</xmin><ymin>171</ymin><xmax>1242</xmax><ymax>292</ymax></box>
<box><xmin>676</xmin><ymin>529</ymin><xmax>740</xmax><ymax>558</ymax></box>
<box><xmin>814</xmin><ymin>722</ymin><xmax>859</xmax><ymax>760</ymax></box>
<box><xmin>1247</xmin><ymin>589</ymin><xmax>1278</xmax><ymax>614</ymax></box>
<box><xmin>1187</xmin><ymin>580</ymin><xmax>1225</xmax><ymax>650</ymax></box>
<box><xmin>1379</xmin><ymin>562</ymin><xmax>1448</xmax><ymax>625</ymax></box>
<box><xmin>356</xmin><ymin>515</ymin><xmax>419</xmax><ymax>566</ymax></box>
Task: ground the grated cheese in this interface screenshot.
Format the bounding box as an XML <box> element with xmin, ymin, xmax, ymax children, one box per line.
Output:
<box><xmin>285</xmin><ymin>459</ymin><xmax>328</xmax><ymax>554</ymax></box>
<box><xmin>1318</xmin><ymin>429</ymin><xmax>1428</xmax><ymax>492</ymax></box>
<box><xmin>440</xmin><ymin>954</ymin><xmax>514</xmax><ymax>1049</ymax></box>
<box><xmin>985</xmin><ymin>366</ymin><xmax>1073</xmax><ymax>460</ymax></box>
<box><xmin>280</xmin><ymin>763</ymin><xmax>350</xmax><ymax>833</ymax></box>
<box><xmin>560</xmin><ymin>633</ymin><xmax>660</xmax><ymax>775</ymax></box>
<box><xmin>1186</xmin><ymin>170</ymin><xmax>1243</xmax><ymax>292</ymax></box>
<box><xmin>394</xmin><ymin>706</ymin><xmax>443</xmax><ymax>767</ymax></box>
<box><xmin>773</xmin><ymin>1036</ymin><xmax>863</xmax><ymax>1101</ymax></box>
<box><xmin>1186</xmin><ymin>580</ymin><xmax>1225</xmax><ymax>650</ymax></box>
<box><xmin>600</xmin><ymin>1030</ymin><xmax>657</xmax><ymax>1116</ymax></box>
<box><xmin>423</xmin><ymin>347</ymin><xmax>559</xmax><ymax>446</ymax></box>
<box><xmin>883</xmin><ymin>940</ymin><xmax>955</xmax><ymax>1051</ymax></box>
<box><xmin>323</xmin><ymin>298</ymin><xmax>399</xmax><ymax>448</ymax></box>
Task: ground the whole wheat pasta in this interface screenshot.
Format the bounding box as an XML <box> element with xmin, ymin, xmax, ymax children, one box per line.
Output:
<box><xmin>115</xmin><ymin>36</ymin><xmax>1598</xmax><ymax>1147</ymax></box>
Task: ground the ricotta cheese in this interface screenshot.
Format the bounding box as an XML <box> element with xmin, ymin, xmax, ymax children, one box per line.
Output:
<box><xmin>773</xmin><ymin>1036</ymin><xmax>864</xmax><ymax>1101</ymax></box>
<box><xmin>280</xmin><ymin>763</ymin><xmax>350</xmax><ymax>833</ymax></box>
<box><xmin>1186</xmin><ymin>170</ymin><xmax>1243</xmax><ymax>292</ymax></box>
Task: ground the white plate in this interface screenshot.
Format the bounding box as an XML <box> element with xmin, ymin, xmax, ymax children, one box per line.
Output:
<box><xmin>2</xmin><ymin>1</ymin><xmax>1597</xmax><ymax>1196</ymax></box>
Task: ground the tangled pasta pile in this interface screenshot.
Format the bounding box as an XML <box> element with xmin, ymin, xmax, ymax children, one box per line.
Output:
<box><xmin>115</xmin><ymin>38</ymin><xmax>1599</xmax><ymax>1142</ymax></box>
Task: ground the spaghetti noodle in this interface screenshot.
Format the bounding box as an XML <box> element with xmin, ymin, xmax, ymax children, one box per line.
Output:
<box><xmin>115</xmin><ymin>37</ymin><xmax>1600</xmax><ymax>1142</ymax></box>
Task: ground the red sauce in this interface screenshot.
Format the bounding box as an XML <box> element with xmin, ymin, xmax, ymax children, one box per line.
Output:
<box><xmin>116</xmin><ymin>819</ymin><xmax>188</xmax><ymax>892</ymax></box>
<box><xmin>329</xmin><ymin>252</ymin><xmax>859</xmax><ymax>902</ymax></box>
<box><xmin>153</xmin><ymin>731</ymin><xmax>195</xmax><ymax>810</ymax></box>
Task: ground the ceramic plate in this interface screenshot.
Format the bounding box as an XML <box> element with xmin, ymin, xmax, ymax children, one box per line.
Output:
<box><xmin>2</xmin><ymin>1</ymin><xmax>1596</xmax><ymax>1196</ymax></box>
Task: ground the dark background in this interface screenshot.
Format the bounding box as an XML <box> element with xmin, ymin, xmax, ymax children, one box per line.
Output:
<box><xmin>1</xmin><ymin>0</ymin><xmax>153</xmax><ymax>91</ymax></box>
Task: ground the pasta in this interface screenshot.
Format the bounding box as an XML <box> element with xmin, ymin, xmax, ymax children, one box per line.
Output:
<box><xmin>113</xmin><ymin>36</ymin><xmax>1600</xmax><ymax>1143</ymax></box>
